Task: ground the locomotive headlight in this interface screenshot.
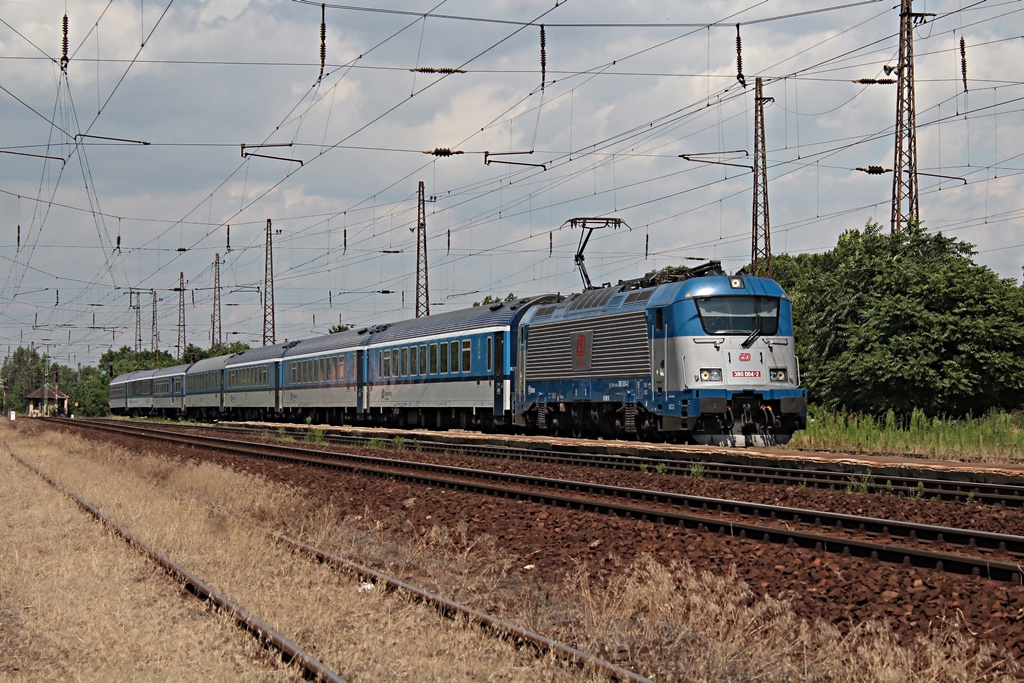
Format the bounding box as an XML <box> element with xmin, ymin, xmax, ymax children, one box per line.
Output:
<box><xmin>699</xmin><ymin>368</ymin><xmax>723</xmax><ymax>382</ymax></box>
<box><xmin>769</xmin><ymin>368</ymin><xmax>788</xmax><ymax>382</ymax></box>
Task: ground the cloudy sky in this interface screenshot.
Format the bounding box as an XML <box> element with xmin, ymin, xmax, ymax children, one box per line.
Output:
<box><xmin>1</xmin><ymin>0</ymin><xmax>1022</xmax><ymax>367</ymax></box>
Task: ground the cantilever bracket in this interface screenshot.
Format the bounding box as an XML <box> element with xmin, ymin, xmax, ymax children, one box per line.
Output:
<box><xmin>484</xmin><ymin>150</ymin><xmax>546</xmax><ymax>170</ymax></box>
<box><xmin>240</xmin><ymin>142</ymin><xmax>303</xmax><ymax>165</ymax></box>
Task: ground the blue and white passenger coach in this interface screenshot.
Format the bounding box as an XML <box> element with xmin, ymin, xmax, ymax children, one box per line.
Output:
<box><xmin>516</xmin><ymin>265</ymin><xmax>806</xmax><ymax>445</ymax></box>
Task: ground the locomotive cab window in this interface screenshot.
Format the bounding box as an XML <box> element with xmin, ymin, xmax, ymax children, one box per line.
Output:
<box><xmin>695</xmin><ymin>296</ymin><xmax>780</xmax><ymax>335</ymax></box>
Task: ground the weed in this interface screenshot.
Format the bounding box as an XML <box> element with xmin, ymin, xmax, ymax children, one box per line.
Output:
<box><xmin>277</xmin><ymin>426</ymin><xmax>293</xmax><ymax>443</ymax></box>
<box><xmin>305</xmin><ymin>428</ymin><xmax>325</xmax><ymax>445</ymax></box>
<box><xmin>788</xmin><ymin>404</ymin><xmax>1024</xmax><ymax>464</ymax></box>
<box><xmin>367</xmin><ymin>437</ymin><xmax>385</xmax><ymax>450</ymax></box>
<box><xmin>413</xmin><ymin>439</ymin><xmax>421</xmax><ymax>452</ymax></box>
<box><xmin>798</xmin><ymin>480</ymin><xmax>808</xmax><ymax>489</ymax></box>
<box><xmin>639</xmin><ymin>463</ymin><xmax>649</xmax><ymax>474</ymax></box>
<box><xmin>846</xmin><ymin>470</ymin><xmax>871</xmax><ymax>494</ymax></box>
<box><xmin>885</xmin><ymin>480</ymin><xmax>894</xmax><ymax>495</ymax></box>
<box><xmin>392</xmin><ymin>436</ymin><xmax>405</xmax><ymax>451</ymax></box>
<box><xmin>908</xmin><ymin>481</ymin><xmax>926</xmax><ymax>500</ymax></box>
<box><xmin>966</xmin><ymin>490</ymin><xmax>976</xmax><ymax>504</ymax></box>
<box><xmin>689</xmin><ymin>462</ymin><xmax>705</xmax><ymax>479</ymax></box>
<box><xmin>655</xmin><ymin>462</ymin><xmax>668</xmax><ymax>476</ymax></box>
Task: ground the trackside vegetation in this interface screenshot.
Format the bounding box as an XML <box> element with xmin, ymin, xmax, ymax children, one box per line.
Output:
<box><xmin>772</xmin><ymin>221</ymin><xmax>1024</xmax><ymax>417</ymax></box>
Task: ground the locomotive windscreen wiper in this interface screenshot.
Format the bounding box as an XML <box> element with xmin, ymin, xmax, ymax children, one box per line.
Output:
<box><xmin>741</xmin><ymin>318</ymin><xmax>763</xmax><ymax>349</ymax></box>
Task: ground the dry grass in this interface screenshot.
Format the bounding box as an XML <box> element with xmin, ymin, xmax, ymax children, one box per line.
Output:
<box><xmin>556</xmin><ymin>559</ymin><xmax>1017</xmax><ymax>682</ymax></box>
<box><xmin>0</xmin><ymin>423</ymin><xmax>601</xmax><ymax>681</ymax></box>
<box><xmin>3</xmin><ymin>420</ymin><xmax>1018</xmax><ymax>682</ymax></box>
<box><xmin>0</xmin><ymin>446</ymin><xmax>295</xmax><ymax>680</ymax></box>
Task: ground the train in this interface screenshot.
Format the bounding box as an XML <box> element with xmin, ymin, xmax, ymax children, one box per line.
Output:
<box><xmin>109</xmin><ymin>261</ymin><xmax>807</xmax><ymax>446</ymax></box>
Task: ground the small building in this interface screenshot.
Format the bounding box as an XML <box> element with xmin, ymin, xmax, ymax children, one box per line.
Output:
<box><xmin>26</xmin><ymin>385</ymin><xmax>69</xmax><ymax>417</ymax></box>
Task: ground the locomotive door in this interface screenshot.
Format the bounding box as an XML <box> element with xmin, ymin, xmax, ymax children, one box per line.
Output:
<box><xmin>651</xmin><ymin>307</ymin><xmax>668</xmax><ymax>394</ymax></box>
<box><xmin>356</xmin><ymin>350</ymin><xmax>365</xmax><ymax>413</ymax></box>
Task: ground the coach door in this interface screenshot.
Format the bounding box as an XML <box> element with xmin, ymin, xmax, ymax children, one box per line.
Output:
<box><xmin>493</xmin><ymin>332</ymin><xmax>505</xmax><ymax>415</ymax></box>
<box><xmin>356</xmin><ymin>350</ymin><xmax>365</xmax><ymax>413</ymax></box>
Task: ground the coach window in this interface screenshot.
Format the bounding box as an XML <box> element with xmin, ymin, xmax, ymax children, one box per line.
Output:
<box><xmin>440</xmin><ymin>342</ymin><xmax>448</xmax><ymax>374</ymax></box>
<box><xmin>419</xmin><ymin>345</ymin><xmax>427</xmax><ymax>375</ymax></box>
<box><xmin>486</xmin><ymin>337</ymin><xmax>493</xmax><ymax>373</ymax></box>
<box><xmin>382</xmin><ymin>350</ymin><xmax>390</xmax><ymax>378</ymax></box>
<box><xmin>429</xmin><ymin>344</ymin><xmax>438</xmax><ymax>374</ymax></box>
<box><xmin>411</xmin><ymin>346</ymin><xmax>419</xmax><ymax>376</ymax></box>
<box><xmin>462</xmin><ymin>340</ymin><xmax>471</xmax><ymax>372</ymax></box>
<box><xmin>450</xmin><ymin>341</ymin><xmax>459</xmax><ymax>373</ymax></box>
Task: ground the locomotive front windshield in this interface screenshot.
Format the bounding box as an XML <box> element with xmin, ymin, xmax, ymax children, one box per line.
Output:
<box><xmin>695</xmin><ymin>296</ymin><xmax>780</xmax><ymax>335</ymax></box>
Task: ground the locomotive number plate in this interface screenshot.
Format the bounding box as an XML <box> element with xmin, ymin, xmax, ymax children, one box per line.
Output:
<box><xmin>732</xmin><ymin>370</ymin><xmax>762</xmax><ymax>378</ymax></box>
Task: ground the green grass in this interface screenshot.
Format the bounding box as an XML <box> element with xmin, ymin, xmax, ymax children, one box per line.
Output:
<box><xmin>788</xmin><ymin>406</ymin><xmax>1024</xmax><ymax>463</ymax></box>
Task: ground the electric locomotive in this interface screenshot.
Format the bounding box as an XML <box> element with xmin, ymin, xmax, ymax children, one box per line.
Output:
<box><xmin>516</xmin><ymin>262</ymin><xmax>806</xmax><ymax>445</ymax></box>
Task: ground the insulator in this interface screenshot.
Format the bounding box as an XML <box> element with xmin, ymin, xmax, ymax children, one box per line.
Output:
<box><xmin>61</xmin><ymin>14</ymin><xmax>69</xmax><ymax>72</ymax></box>
<box><xmin>854</xmin><ymin>78</ymin><xmax>895</xmax><ymax>85</ymax></box>
<box><xmin>319</xmin><ymin>4</ymin><xmax>326</xmax><ymax>82</ymax></box>
<box><xmin>424</xmin><ymin>148</ymin><xmax>463</xmax><ymax>157</ymax></box>
<box><xmin>960</xmin><ymin>36</ymin><xmax>968</xmax><ymax>92</ymax></box>
<box><xmin>860</xmin><ymin>165</ymin><xmax>887</xmax><ymax>175</ymax></box>
<box><xmin>549</xmin><ymin>232</ymin><xmax>552</xmax><ymax>257</ymax></box>
<box><xmin>540</xmin><ymin>24</ymin><xmax>547</xmax><ymax>89</ymax></box>
<box><xmin>116</xmin><ymin>234</ymin><xmax>121</xmax><ymax>252</ymax></box>
<box><xmin>226</xmin><ymin>225</ymin><xmax>231</xmax><ymax>252</ymax></box>
<box><xmin>343</xmin><ymin>228</ymin><xmax>347</xmax><ymax>254</ymax></box>
<box><xmin>447</xmin><ymin>228</ymin><xmax>451</xmax><ymax>255</ymax></box>
<box><xmin>735</xmin><ymin>23</ymin><xmax>745</xmax><ymax>88</ymax></box>
<box><xmin>410</xmin><ymin>67</ymin><xmax>465</xmax><ymax>74</ymax></box>
<box><xmin>16</xmin><ymin>224</ymin><xmax>20</xmax><ymax>252</ymax></box>
<box><xmin>645</xmin><ymin>234</ymin><xmax>649</xmax><ymax>259</ymax></box>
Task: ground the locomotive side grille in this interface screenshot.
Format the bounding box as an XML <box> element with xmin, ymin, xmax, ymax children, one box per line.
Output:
<box><xmin>527</xmin><ymin>311</ymin><xmax>650</xmax><ymax>380</ymax></box>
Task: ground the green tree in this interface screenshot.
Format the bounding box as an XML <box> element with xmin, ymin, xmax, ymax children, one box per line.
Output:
<box><xmin>773</xmin><ymin>221</ymin><xmax>1024</xmax><ymax>417</ymax></box>
<box><xmin>473</xmin><ymin>293</ymin><xmax>516</xmax><ymax>307</ymax></box>
<box><xmin>1</xmin><ymin>346</ymin><xmax>44</xmax><ymax>414</ymax></box>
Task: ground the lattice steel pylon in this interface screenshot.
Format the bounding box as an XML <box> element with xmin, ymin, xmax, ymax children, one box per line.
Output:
<box><xmin>263</xmin><ymin>219</ymin><xmax>276</xmax><ymax>346</ymax></box>
<box><xmin>415</xmin><ymin>181</ymin><xmax>430</xmax><ymax>317</ymax></box>
<box><xmin>151</xmin><ymin>289</ymin><xmax>158</xmax><ymax>352</ymax></box>
<box><xmin>212</xmin><ymin>253</ymin><xmax>222</xmax><ymax>350</ymax></box>
<box><xmin>133</xmin><ymin>291</ymin><xmax>142</xmax><ymax>352</ymax></box>
<box><xmin>751</xmin><ymin>77</ymin><xmax>773</xmax><ymax>277</ymax></box>
<box><xmin>176</xmin><ymin>272</ymin><xmax>186</xmax><ymax>359</ymax></box>
<box><xmin>891</xmin><ymin>0</ymin><xmax>921</xmax><ymax>234</ymax></box>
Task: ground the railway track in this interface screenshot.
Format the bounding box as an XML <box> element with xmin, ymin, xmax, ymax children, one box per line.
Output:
<box><xmin>146</xmin><ymin>419</ymin><xmax>1024</xmax><ymax>507</ymax></box>
<box><xmin>13</xmin><ymin>436</ymin><xmax>651</xmax><ymax>683</ymax></box>
<box><xmin>61</xmin><ymin>418</ymin><xmax>1024</xmax><ymax>584</ymax></box>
